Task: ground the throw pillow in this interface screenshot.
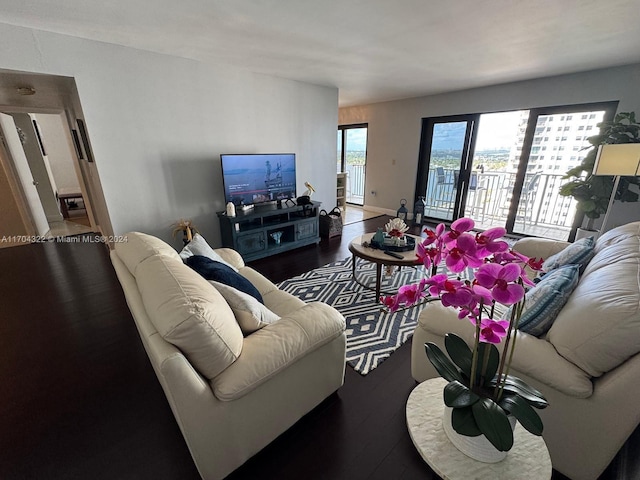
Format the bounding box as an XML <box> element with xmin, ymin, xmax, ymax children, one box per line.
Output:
<box><xmin>186</xmin><ymin>255</ymin><xmax>263</xmax><ymax>303</ymax></box>
<box><xmin>503</xmin><ymin>264</ymin><xmax>580</xmax><ymax>337</ymax></box>
<box><xmin>210</xmin><ymin>281</ymin><xmax>279</xmax><ymax>334</ymax></box>
<box><xmin>542</xmin><ymin>236</ymin><xmax>595</xmax><ymax>272</ymax></box>
<box><xmin>179</xmin><ymin>233</ymin><xmax>239</xmax><ymax>272</ymax></box>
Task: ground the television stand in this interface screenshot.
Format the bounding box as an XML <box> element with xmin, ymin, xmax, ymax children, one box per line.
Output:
<box><xmin>217</xmin><ymin>200</ymin><xmax>321</xmax><ymax>261</ymax></box>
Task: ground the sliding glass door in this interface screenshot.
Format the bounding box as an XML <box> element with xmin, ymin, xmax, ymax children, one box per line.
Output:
<box><xmin>337</xmin><ymin>124</ymin><xmax>367</xmax><ymax>206</ymax></box>
<box><xmin>416</xmin><ymin>102</ymin><xmax>617</xmax><ymax>240</ymax></box>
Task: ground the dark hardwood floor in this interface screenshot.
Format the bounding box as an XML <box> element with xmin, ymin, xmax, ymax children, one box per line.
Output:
<box><xmin>0</xmin><ymin>217</ymin><xmax>637</xmax><ymax>479</ymax></box>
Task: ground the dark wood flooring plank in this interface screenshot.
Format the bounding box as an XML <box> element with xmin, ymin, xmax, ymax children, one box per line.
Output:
<box><xmin>0</xmin><ymin>220</ymin><xmax>635</xmax><ymax>480</ymax></box>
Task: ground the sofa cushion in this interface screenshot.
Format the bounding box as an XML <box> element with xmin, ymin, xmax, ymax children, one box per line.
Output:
<box><xmin>179</xmin><ymin>233</ymin><xmax>239</xmax><ymax>272</ymax></box>
<box><xmin>511</xmin><ymin>264</ymin><xmax>580</xmax><ymax>337</ymax></box>
<box><xmin>136</xmin><ymin>254</ymin><xmax>243</xmax><ymax>379</ymax></box>
<box><xmin>210</xmin><ymin>281</ymin><xmax>280</xmax><ymax>334</ymax></box>
<box><xmin>548</xmin><ymin>224</ymin><xmax>640</xmax><ymax>377</ymax></box>
<box><xmin>115</xmin><ymin>231</ymin><xmax>182</xmax><ymax>275</ymax></box>
<box><xmin>542</xmin><ymin>236</ymin><xmax>595</xmax><ymax>272</ymax></box>
<box><xmin>186</xmin><ymin>255</ymin><xmax>263</xmax><ymax>303</ymax></box>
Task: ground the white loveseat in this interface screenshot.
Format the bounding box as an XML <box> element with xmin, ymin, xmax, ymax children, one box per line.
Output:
<box><xmin>411</xmin><ymin>222</ymin><xmax>640</xmax><ymax>480</ymax></box>
<box><xmin>110</xmin><ymin>232</ymin><xmax>346</xmax><ymax>480</ymax></box>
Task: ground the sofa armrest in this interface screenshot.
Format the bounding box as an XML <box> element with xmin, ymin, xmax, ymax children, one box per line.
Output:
<box><xmin>417</xmin><ymin>301</ymin><xmax>593</xmax><ymax>397</ymax></box>
<box><xmin>214</xmin><ymin>248</ymin><xmax>246</xmax><ymax>269</ymax></box>
<box><xmin>512</xmin><ymin>237</ymin><xmax>570</xmax><ymax>259</ymax></box>
<box><xmin>211</xmin><ymin>302</ymin><xmax>346</xmax><ymax>401</ymax></box>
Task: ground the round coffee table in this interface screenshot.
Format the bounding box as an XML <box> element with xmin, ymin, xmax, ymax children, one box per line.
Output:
<box><xmin>348</xmin><ymin>232</ymin><xmax>422</xmax><ymax>303</ymax></box>
<box><xmin>406</xmin><ymin>378</ymin><xmax>552</xmax><ymax>479</ymax></box>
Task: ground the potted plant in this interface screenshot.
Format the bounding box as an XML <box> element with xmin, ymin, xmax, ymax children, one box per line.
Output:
<box><xmin>381</xmin><ymin>218</ymin><xmax>548</xmax><ymax>462</ymax></box>
<box><xmin>559</xmin><ymin>111</ymin><xmax>640</xmax><ymax>233</ymax></box>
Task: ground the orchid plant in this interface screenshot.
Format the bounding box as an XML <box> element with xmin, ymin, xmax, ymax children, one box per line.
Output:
<box><xmin>381</xmin><ymin>218</ymin><xmax>548</xmax><ymax>452</ymax></box>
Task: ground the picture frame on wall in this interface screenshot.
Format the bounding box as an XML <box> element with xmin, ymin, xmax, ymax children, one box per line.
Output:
<box><xmin>71</xmin><ymin>129</ymin><xmax>84</xmax><ymax>160</ymax></box>
<box><xmin>76</xmin><ymin>119</ymin><xmax>94</xmax><ymax>163</ymax></box>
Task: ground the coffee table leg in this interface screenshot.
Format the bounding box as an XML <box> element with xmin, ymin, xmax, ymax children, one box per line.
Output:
<box><xmin>376</xmin><ymin>263</ymin><xmax>382</xmax><ymax>303</ymax></box>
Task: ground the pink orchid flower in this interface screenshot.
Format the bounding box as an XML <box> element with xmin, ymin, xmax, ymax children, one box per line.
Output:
<box><xmin>474</xmin><ymin>263</ymin><xmax>525</xmax><ymax>305</ymax></box>
<box><xmin>445</xmin><ymin>233</ymin><xmax>483</xmax><ymax>273</ymax></box>
<box><xmin>416</xmin><ymin>243</ymin><xmax>442</xmax><ymax>271</ymax></box>
<box><xmin>396</xmin><ymin>281</ymin><xmax>427</xmax><ymax>307</ymax></box>
<box><xmin>479</xmin><ymin>318</ymin><xmax>510</xmax><ymax>344</ymax></box>
<box><xmin>443</xmin><ymin>217</ymin><xmax>475</xmax><ymax>244</ymax></box>
<box><xmin>424</xmin><ymin>274</ymin><xmax>462</xmax><ymax>297</ymax></box>
<box><xmin>422</xmin><ymin>223</ymin><xmax>445</xmax><ymax>246</ymax></box>
<box><xmin>380</xmin><ymin>295</ymin><xmax>400</xmax><ymax>312</ymax></box>
<box><xmin>441</xmin><ymin>284</ymin><xmax>474</xmax><ymax>309</ymax></box>
<box><xmin>475</xmin><ymin>227</ymin><xmax>509</xmax><ymax>258</ymax></box>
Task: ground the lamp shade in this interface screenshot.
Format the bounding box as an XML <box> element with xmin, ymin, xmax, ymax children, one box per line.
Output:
<box><xmin>592</xmin><ymin>144</ymin><xmax>640</xmax><ymax>176</ymax></box>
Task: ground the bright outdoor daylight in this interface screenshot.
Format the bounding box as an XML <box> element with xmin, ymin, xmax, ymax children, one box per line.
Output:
<box><xmin>419</xmin><ymin>108</ymin><xmax>607</xmax><ymax>241</ymax></box>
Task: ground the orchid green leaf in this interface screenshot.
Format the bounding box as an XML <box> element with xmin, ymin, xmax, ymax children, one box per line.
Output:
<box><xmin>472</xmin><ymin>398</ymin><xmax>514</xmax><ymax>451</ymax></box>
<box><xmin>477</xmin><ymin>342</ymin><xmax>500</xmax><ymax>386</ymax></box>
<box><xmin>499</xmin><ymin>394</ymin><xmax>544</xmax><ymax>436</ymax></box>
<box><xmin>451</xmin><ymin>406</ymin><xmax>482</xmax><ymax>436</ymax></box>
<box><xmin>444</xmin><ymin>334</ymin><xmax>472</xmax><ymax>377</ymax></box>
<box><xmin>443</xmin><ymin>380</ymin><xmax>479</xmax><ymax>408</ymax></box>
<box><xmin>491</xmin><ymin>375</ymin><xmax>548</xmax><ymax>408</ymax></box>
<box><xmin>424</xmin><ymin>343</ymin><xmax>463</xmax><ymax>383</ymax></box>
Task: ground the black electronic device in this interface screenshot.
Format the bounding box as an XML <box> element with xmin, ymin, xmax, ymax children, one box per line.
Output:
<box><xmin>296</xmin><ymin>195</ymin><xmax>311</xmax><ymax>205</ymax></box>
<box><xmin>220</xmin><ymin>153</ymin><xmax>297</xmax><ymax>207</ymax></box>
<box><xmin>384</xmin><ymin>250</ymin><xmax>404</xmax><ymax>259</ymax></box>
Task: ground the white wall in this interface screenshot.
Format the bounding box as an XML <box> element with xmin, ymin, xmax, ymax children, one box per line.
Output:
<box><xmin>339</xmin><ymin>64</ymin><xmax>640</xmax><ymax>229</ymax></box>
<box><xmin>0</xmin><ymin>22</ymin><xmax>338</xmax><ymax>247</ymax></box>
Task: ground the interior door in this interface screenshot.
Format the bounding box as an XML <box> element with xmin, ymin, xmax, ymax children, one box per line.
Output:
<box><xmin>0</xmin><ymin>112</ymin><xmax>49</xmax><ymax>236</ymax></box>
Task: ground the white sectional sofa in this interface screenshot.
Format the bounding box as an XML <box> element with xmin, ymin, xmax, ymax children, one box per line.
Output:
<box><xmin>411</xmin><ymin>221</ymin><xmax>640</xmax><ymax>480</ymax></box>
<box><xmin>110</xmin><ymin>232</ymin><xmax>346</xmax><ymax>480</ymax></box>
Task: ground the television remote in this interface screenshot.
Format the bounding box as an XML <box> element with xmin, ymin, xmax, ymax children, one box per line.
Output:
<box><xmin>384</xmin><ymin>250</ymin><xmax>404</xmax><ymax>259</ymax></box>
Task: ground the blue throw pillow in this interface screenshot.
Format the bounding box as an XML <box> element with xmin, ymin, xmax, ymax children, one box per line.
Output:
<box><xmin>504</xmin><ymin>264</ymin><xmax>580</xmax><ymax>337</ymax></box>
<box><xmin>542</xmin><ymin>236</ymin><xmax>595</xmax><ymax>272</ymax></box>
<box><xmin>186</xmin><ymin>255</ymin><xmax>263</xmax><ymax>304</ymax></box>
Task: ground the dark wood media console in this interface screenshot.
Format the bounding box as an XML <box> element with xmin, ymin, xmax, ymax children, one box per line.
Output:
<box><xmin>217</xmin><ymin>201</ymin><xmax>321</xmax><ymax>261</ymax></box>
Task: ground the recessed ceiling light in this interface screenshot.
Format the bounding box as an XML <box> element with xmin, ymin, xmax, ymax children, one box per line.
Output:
<box><xmin>16</xmin><ymin>86</ymin><xmax>36</xmax><ymax>96</ymax></box>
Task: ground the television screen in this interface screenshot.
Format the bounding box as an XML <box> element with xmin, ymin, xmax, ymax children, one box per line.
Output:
<box><xmin>221</xmin><ymin>153</ymin><xmax>296</xmax><ymax>206</ymax></box>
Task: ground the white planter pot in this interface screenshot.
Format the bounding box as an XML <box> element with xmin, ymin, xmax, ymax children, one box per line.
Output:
<box><xmin>575</xmin><ymin>228</ymin><xmax>599</xmax><ymax>241</ymax></box>
<box><xmin>442</xmin><ymin>406</ymin><xmax>516</xmax><ymax>463</ymax></box>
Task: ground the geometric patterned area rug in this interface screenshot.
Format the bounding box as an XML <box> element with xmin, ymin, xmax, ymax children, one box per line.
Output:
<box><xmin>277</xmin><ymin>256</ymin><xmax>429</xmax><ymax>375</ymax></box>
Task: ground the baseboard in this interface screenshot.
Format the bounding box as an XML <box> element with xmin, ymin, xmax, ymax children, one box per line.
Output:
<box><xmin>362</xmin><ymin>204</ymin><xmax>417</xmax><ymax>220</ymax></box>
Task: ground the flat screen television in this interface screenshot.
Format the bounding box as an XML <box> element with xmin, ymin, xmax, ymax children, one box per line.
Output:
<box><xmin>220</xmin><ymin>153</ymin><xmax>297</xmax><ymax>206</ymax></box>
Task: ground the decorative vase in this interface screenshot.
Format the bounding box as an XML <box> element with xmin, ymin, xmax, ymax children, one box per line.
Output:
<box><xmin>442</xmin><ymin>406</ymin><xmax>516</xmax><ymax>463</ymax></box>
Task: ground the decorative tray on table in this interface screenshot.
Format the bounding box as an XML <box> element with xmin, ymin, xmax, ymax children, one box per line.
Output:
<box><xmin>370</xmin><ymin>234</ymin><xmax>416</xmax><ymax>252</ymax></box>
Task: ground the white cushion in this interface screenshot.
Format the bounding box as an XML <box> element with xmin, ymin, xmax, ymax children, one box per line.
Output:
<box><xmin>179</xmin><ymin>233</ymin><xmax>239</xmax><ymax>271</ymax></box>
<box><xmin>115</xmin><ymin>231</ymin><xmax>182</xmax><ymax>275</ymax></box>
<box><xmin>136</xmin><ymin>254</ymin><xmax>243</xmax><ymax>379</ymax></box>
<box><xmin>548</xmin><ymin>225</ymin><xmax>640</xmax><ymax>377</ymax></box>
<box><xmin>210</xmin><ymin>281</ymin><xmax>280</xmax><ymax>334</ymax></box>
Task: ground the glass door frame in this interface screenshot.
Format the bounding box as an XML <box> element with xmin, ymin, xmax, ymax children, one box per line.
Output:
<box><xmin>415</xmin><ymin>114</ymin><xmax>479</xmax><ymax>223</ymax></box>
<box><xmin>416</xmin><ymin>102</ymin><xmax>618</xmax><ymax>238</ymax></box>
<box><xmin>506</xmin><ymin>102</ymin><xmax>618</xmax><ymax>237</ymax></box>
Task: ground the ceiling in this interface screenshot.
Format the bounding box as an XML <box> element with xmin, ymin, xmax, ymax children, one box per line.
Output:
<box><xmin>1</xmin><ymin>0</ymin><xmax>639</xmax><ymax>107</ymax></box>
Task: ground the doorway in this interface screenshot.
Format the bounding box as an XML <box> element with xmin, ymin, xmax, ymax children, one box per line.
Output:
<box><xmin>0</xmin><ymin>69</ymin><xmax>112</xmax><ymax>248</ymax></box>
<box><xmin>337</xmin><ymin>124</ymin><xmax>367</xmax><ymax>206</ymax></box>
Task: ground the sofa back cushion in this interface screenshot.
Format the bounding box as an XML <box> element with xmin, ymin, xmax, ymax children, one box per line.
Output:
<box><xmin>136</xmin><ymin>254</ymin><xmax>243</xmax><ymax>379</ymax></box>
<box><xmin>548</xmin><ymin>222</ymin><xmax>640</xmax><ymax>377</ymax></box>
<box><xmin>115</xmin><ymin>231</ymin><xmax>182</xmax><ymax>275</ymax></box>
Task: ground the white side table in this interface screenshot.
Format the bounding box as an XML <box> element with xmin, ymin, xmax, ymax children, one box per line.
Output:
<box><xmin>406</xmin><ymin>378</ymin><xmax>552</xmax><ymax>479</ymax></box>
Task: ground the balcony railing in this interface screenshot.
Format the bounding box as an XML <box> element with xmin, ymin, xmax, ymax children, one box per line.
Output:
<box><xmin>423</xmin><ymin>169</ymin><xmax>577</xmax><ymax>241</ymax></box>
<box><xmin>346</xmin><ymin>164</ymin><xmax>365</xmax><ymax>205</ymax></box>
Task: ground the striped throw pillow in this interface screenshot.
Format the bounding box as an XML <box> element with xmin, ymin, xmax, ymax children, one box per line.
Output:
<box><xmin>504</xmin><ymin>264</ymin><xmax>580</xmax><ymax>337</ymax></box>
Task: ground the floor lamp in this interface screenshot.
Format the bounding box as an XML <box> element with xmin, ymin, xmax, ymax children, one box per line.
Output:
<box><xmin>592</xmin><ymin>144</ymin><xmax>640</xmax><ymax>233</ymax></box>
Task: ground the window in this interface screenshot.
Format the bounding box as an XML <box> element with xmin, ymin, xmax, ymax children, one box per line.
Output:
<box><xmin>416</xmin><ymin>101</ymin><xmax>617</xmax><ymax>241</ymax></box>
